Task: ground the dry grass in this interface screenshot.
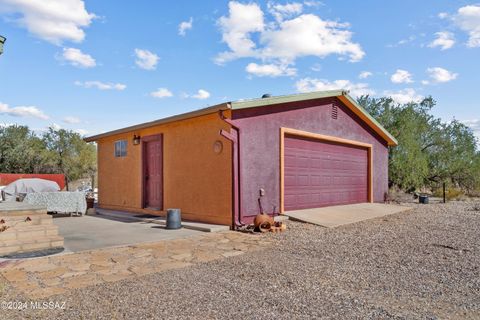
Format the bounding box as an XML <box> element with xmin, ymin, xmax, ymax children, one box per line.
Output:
<box><xmin>433</xmin><ymin>187</ymin><xmax>467</xmax><ymax>200</ymax></box>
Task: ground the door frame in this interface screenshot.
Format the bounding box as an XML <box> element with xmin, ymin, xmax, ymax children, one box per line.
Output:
<box><xmin>280</xmin><ymin>127</ymin><xmax>373</xmax><ymax>213</ymax></box>
<box><xmin>141</xmin><ymin>133</ymin><xmax>164</xmax><ymax>210</ymax></box>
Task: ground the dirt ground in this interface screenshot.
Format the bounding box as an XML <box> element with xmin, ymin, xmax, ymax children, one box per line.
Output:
<box><xmin>1</xmin><ymin>201</ymin><xmax>479</xmax><ymax>319</ymax></box>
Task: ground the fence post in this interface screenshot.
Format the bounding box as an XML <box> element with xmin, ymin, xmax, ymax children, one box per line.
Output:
<box><xmin>443</xmin><ymin>182</ymin><xmax>446</xmax><ymax>203</ymax></box>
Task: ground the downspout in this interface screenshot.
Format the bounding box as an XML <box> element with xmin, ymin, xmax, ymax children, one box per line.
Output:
<box><xmin>219</xmin><ymin>110</ymin><xmax>246</xmax><ymax>228</ymax></box>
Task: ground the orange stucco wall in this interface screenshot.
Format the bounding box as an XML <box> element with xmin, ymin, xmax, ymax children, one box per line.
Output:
<box><xmin>96</xmin><ymin>111</ymin><xmax>232</xmax><ymax>225</ymax></box>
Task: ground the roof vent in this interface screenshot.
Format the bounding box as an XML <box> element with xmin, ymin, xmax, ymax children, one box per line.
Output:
<box><xmin>331</xmin><ymin>104</ymin><xmax>338</xmax><ymax>120</ymax></box>
<box><xmin>261</xmin><ymin>93</ymin><xmax>272</xmax><ymax>98</ymax></box>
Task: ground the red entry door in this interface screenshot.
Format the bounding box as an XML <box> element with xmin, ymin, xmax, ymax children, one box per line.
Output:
<box><xmin>284</xmin><ymin>135</ymin><xmax>368</xmax><ymax>211</ymax></box>
<box><xmin>143</xmin><ymin>135</ymin><xmax>163</xmax><ymax>210</ymax></box>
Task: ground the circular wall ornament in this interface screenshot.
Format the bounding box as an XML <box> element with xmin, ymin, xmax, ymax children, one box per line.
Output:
<box><xmin>213</xmin><ymin>140</ymin><xmax>223</xmax><ymax>154</ymax></box>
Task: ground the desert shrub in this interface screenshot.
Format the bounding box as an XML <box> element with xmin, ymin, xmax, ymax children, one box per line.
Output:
<box><xmin>444</xmin><ymin>188</ymin><xmax>464</xmax><ymax>201</ymax></box>
<box><xmin>433</xmin><ymin>187</ymin><xmax>465</xmax><ymax>200</ymax></box>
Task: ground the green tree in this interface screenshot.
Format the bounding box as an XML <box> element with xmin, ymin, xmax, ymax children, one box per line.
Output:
<box><xmin>358</xmin><ymin>96</ymin><xmax>480</xmax><ymax>193</ymax></box>
<box><xmin>42</xmin><ymin>127</ymin><xmax>96</xmax><ymax>190</ymax></box>
<box><xmin>0</xmin><ymin>125</ymin><xmax>47</xmax><ymax>173</ymax></box>
<box><xmin>431</xmin><ymin>120</ymin><xmax>479</xmax><ymax>191</ymax></box>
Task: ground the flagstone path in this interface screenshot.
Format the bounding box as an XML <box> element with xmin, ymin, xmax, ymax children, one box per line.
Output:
<box><xmin>0</xmin><ymin>231</ymin><xmax>271</xmax><ymax>299</ymax></box>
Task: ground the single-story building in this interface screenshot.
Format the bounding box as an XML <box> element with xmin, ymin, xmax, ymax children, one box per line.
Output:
<box><xmin>85</xmin><ymin>90</ymin><xmax>398</xmax><ymax>227</ymax></box>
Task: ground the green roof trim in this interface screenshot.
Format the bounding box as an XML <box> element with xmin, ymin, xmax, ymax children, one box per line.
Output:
<box><xmin>340</xmin><ymin>93</ymin><xmax>398</xmax><ymax>146</ymax></box>
<box><xmin>230</xmin><ymin>90</ymin><xmax>346</xmax><ymax>110</ymax></box>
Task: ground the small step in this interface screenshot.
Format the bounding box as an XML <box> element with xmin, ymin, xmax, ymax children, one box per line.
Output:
<box><xmin>0</xmin><ymin>235</ymin><xmax>64</xmax><ymax>255</ymax></box>
<box><xmin>15</xmin><ymin>225</ymin><xmax>59</xmax><ymax>240</ymax></box>
<box><xmin>0</xmin><ymin>224</ymin><xmax>59</xmax><ymax>241</ymax></box>
<box><xmin>0</xmin><ymin>208</ymin><xmax>48</xmax><ymax>217</ymax></box>
<box><xmin>0</xmin><ymin>231</ymin><xmax>16</xmax><ymax>241</ymax></box>
<box><xmin>1</xmin><ymin>215</ymin><xmax>53</xmax><ymax>225</ymax></box>
<box><xmin>0</xmin><ymin>203</ymin><xmax>64</xmax><ymax>256</ymax></box>
<box><xmin>12</xmin><ymin>224</ymin><xmax>58</xmax><ymax>233</ymax></box>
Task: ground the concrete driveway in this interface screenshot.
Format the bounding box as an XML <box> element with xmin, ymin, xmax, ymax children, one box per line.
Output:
<box><xmin>283</xmin><ymin>203</ymin><xmax>412</xmax><ymax>227</ymax></box>
<box><xmin>54</xmin><ymin>214</ymin><xmax>202</xmax><ymax>253</ymax></box>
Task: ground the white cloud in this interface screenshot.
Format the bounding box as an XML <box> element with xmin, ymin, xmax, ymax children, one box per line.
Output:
<box><xmin>245</xmin><ymin>62</ymin><xmax>296</xmax><ymax>77</ymax></box>
<box><xmin>63</xmin><ymin>116</ymin><xmax>80</xmax><ymax>124</ymax></box>
<box><xmin>178</xmin><ymin>17</ymin><xmax>193</xmax><ymax>36</ymax></box>
<box><xmin>50</xmin><ymin>123</ymin><xmax>62</xmax><ymax>130</ymax></box>
<box><xmin>438</xmin><ymin>12</ymin><xmax>448</xmax><ymax>19</ymax></box>
<box><xmin>428</xmin><ymin>31</ymin><xmax>455</xmax><ymax>50</ymax></box>
<box><xmin>260</xmin><ymin>14</ymin><xmax>364</xmax><ymax>63</ymax></box>
<box><xmin>358</xmin><ymin>71</ymin><xmax>372</xmax><ymax>79</ymax></box>
<box><xmin>75</xmin><ymin>128</ymin><xmax>88</xmax><ymax>135</ymax></box>
<box><xmin>268</xmin><ymin>2</ymin><xmax>303</xmax><ymax>22</ymax></box>
<box><xmin>0</xmin><ymin>102</ymin><xmax>49</xmax><ymax>120</ymax></box>
<box><xmin>383</xmin><ymin>88</ymin><xmax>423</xmax><ymax>104</ymax></box>
<box><xmin>150</xmin><ymin>88</ymin><xmax>173</xmax><ymax>98</ymax></box>
<box><xmin>303</xmin><ymin>1</ymin><xmax>323</xmax><ymax>7</ymax></box>
<box><xmin>74</xmin><ymin>80</ymin><xmax>126</xmax><ymax>90</ymax></box>
<box><xmin>134</xmin><ymin>49</ymin><xmax>159</xmax><ymax>70</ymax></box>
<box><xmin>454</xmin><ymin>5</ymin><xmax>480</xmax><ymax>47</ymax></box>
<box><xmin>391</xmin><ymin>69</ymin><xmax>413</xmax><ymax>84</ymax></box>
<box><xmin>387</xmin><ymin>35</ymin><xmax>416</xmax><ymax>48</ymax></box>
<box><xmin>460</xmin><ymin>119</ymin><xmax>480</xmax><ymax>140</ymax></box>
<box><xmin>0</xmin><ymin>0</ymin><xmax>96</xmax><ymax>44</ymax></box>
<box><xmin>426</xmin><ymin>67</ymin><xmax>458</xmax><ymax>83</ymax></box>
<box><xmin>61</xmin><ymin>47</ymin><xmax>96</xmax><ymax>68</ymax></box>
<box><xmin>216</xmin><ymin>1</ymin><xmax>265</xmax><ymax>64</ymax></box>
<box><xmin>295</xmin><ymin>78</ymin><xmax>375</xmax><ymax>97</ymax></box>
<box><xmin>216</xmin><ymin>1</ymin><xmax>364</xmax><ymax>70</ymax></box>
<box><xmin>192</xmin><ymin>89</ymin><xmax>211</xmax><ymax>100</ymax></box>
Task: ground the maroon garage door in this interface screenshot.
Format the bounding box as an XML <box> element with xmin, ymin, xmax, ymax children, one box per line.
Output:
<box><xmin>284</xmin><ymin>135</ymin><xmax>368</xmax><ymax>211</ymax></box>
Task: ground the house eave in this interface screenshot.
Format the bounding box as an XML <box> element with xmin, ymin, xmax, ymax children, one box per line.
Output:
<box><xmin>84</xmin><ymin>103</ymin><xmax>229</xmax><ymax>142</ymax></box>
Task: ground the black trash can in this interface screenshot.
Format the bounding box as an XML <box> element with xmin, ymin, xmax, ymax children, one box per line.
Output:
<box><xmin>166</xmin><ymin>208</ymin><xmax>182</xmax><ymax>229</ymax></box>
<box><xmin>419</xmin><ymin>195</ymin><xmax>429</xmax><ymax>204</ymax></box>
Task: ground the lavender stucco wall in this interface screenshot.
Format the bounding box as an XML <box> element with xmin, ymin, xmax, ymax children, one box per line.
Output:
<box><xmin>231</xmin><ymin>97</ymin><xmax>389</xmax><ymax>220</ymax></box>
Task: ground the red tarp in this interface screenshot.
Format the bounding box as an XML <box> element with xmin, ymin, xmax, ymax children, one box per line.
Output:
<box><xmin>0</xmin><ymin>174</ymin><xmax>65</xmax><ymax>190</ymax></box>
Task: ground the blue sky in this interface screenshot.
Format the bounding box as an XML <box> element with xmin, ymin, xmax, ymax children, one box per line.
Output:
<box><xmin>0</xmin><ymin>0</ymin><xmax>479</xmax><ymax>139</ymax></box>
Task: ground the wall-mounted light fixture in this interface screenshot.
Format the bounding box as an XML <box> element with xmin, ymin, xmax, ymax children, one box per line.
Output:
<box><xmin>0</xmin><ymin>36</ymin><xmax>6</xmax><ymax>56</ymax></box>
<box><xmin>133</xmin><ymin>134</ymin><xmax>141</xmax><ymax>145</ymax></box>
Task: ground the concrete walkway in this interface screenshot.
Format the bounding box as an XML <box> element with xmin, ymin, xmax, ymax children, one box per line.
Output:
<box><xmin>55</xmin><ymin>215</ymin><xmax>201</xmax><ymax>253</ymax></box>
<box><xmin>284</xmin><ymin>203</ymin><xmax>412</xmax><ymax>228</ymax></box>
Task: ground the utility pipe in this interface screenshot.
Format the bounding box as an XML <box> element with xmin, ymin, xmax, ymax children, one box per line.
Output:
<box><xmin>218</xmin><ymin>110</ymin><xmax>246</xmax><ymax>228</ymax></box>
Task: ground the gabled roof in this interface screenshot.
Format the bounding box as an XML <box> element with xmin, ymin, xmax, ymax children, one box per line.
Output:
<box><xmin>230</xmin><ymin>90</ymin><xmax>398</xmax><ymax>146</ymax></box>
<box><xmin>85</xmin><ymin>90</ymin><xmax>398</xmax><ymax>146</ymax></box>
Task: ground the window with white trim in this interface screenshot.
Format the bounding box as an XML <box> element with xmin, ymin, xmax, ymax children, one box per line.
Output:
<box><xmin>114</xmin><ymin>140</ymin><xmax>127</xmax><ymax>157</ymax></box>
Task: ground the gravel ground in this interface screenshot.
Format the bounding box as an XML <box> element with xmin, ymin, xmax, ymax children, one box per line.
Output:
<box><xmin>1</xmin><ymin>201</ymin><xmax>479</xmax><ymax>319</ymax></box>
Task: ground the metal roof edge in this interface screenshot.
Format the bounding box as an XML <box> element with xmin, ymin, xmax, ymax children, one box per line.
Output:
<box><xmin>339</xmin><ymin>93</ymin><xmax>398</xmax><ymax>146</ymax></box>
<box><xmin>230</xmin><ymin>90</ymin><xmax>345</xmax><ymax>110</ymax></box>
<box><xmin>84</xmin><ymin>103</ymin><xmax>229</xmax><ymax>142</ymax></box>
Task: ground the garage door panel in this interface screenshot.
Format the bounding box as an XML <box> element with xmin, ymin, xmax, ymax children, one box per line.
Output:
<box><xmin>284</xmin><ymin>174</ymin><xmax>297</xmax><ymax>186</ymax></box>
<box><xmin>284</xmin><ymin>135</ymin><xmax>368</xmax><ymax>211</ymax></box>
